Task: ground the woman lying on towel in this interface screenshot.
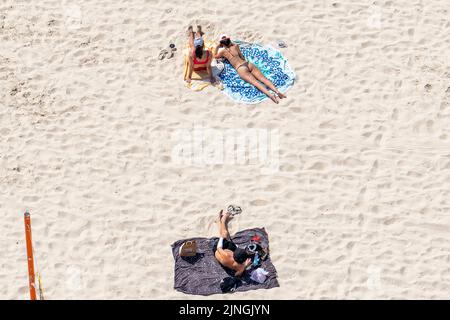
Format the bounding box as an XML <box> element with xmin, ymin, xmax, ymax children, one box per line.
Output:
<box><xmin>214</xmin><ymin>210</ymin><xmax>253</xmax><ymax>277</ymax></box>
<box><xmin>214</xmin><ymin>34</ymin><xmax>286</xmax><ymax>104</ymax></box>
<box><xmin>185</xmin><ymin>26</ymin><xmax>216</xmax><ymax>84</ymax></box>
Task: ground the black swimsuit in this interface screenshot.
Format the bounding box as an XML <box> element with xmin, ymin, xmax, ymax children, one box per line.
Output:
<box><xmin>212</xmin><ymin>238</ymin><xmax>237</xmax><ymax>253</ymax></box>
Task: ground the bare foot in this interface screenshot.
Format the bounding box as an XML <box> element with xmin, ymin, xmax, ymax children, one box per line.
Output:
<box><xmin>221</xmin><ymin>211</ymin><xmax>232</xmax><ymax>223</ymax></box>
<box><xmin>186</xmin><ymin>25</ymin><xmax>193</xmax><ymax>37</ymax></box>
<box><xmin>196</xmin><ymin>25</ymin><xmax>204</xmax><ymax>37</ymax></box>
<box><xmin>217</xmin><ymin>209</ymin><xmax>224</xmax><ymax>223</ymax></box>
<box><xmin>269</xmin><ymin>94</ymin><xmax>279</xmax><ymax>104</ymax></box>
<box><xmin>277</xmin><ymin>91</ymin><xmax>287</xmax><ymax>99</ymax></box>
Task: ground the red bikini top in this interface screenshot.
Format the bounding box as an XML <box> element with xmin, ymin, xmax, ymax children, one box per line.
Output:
<box><xmin>192</xmin><ymin>50</ymin><xmax>210</xmax><ymax>65</ymax></box>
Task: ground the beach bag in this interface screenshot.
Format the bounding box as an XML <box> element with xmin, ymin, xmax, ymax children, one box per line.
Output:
<box><xmin>179</xmin><ymin>240</ymin><xmax>197</xmax><ymax>257</ymax></box>
<box><xmin>212</xmin><ymin>59</ymin><xmax>225</xmax><ymax>75</ymax></box>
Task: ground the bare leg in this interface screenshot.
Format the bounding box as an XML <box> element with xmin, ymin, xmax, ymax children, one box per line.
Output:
<box><xmin>248</xmin><ymin>63</ymin><xmax>287</xmax><ymax>98</ymax></box>
<box><xmin>196</xmin><ymin>25</ymin><xmax>204</xmax><ymax>37</ymax></box>
<box><xmin>187</xmin><ymin>26</ymin><xmax>194</xmax><ymax>49</ymax></box>
<box><xmin>217</xmin><ymin>210</ymin><xmax>232</xmax><ymax>240</ymax></box>
<box><xmin>238</xmin><ymin>68</ymin><xmax>279</xmax><ymax>104</ymax></box>
<box><xmin>189</xmin><ymin>25</ymin><xmax>204</xmax><ymax>51</ymax></box>
<box><xmin>184</xmin><ymin>26</ymin><xmax>194</xmax><ymax>81</ymax></box>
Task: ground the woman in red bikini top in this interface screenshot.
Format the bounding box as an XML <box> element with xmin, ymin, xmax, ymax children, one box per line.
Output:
<box><xmin>186</xmin><ymin>25</ymin><xmax>215</xmax><ymax>84</ymax></box>
<box><xmin>192</xmin><ymin>48</ymin><xmax>210</xmax><ymax>72</ymax></box>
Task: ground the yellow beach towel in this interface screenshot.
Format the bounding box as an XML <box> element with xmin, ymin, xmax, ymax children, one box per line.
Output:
<box><xmin>183</xmin><ymin>39</ymin><xmax>223</xmax><ymax>91</ymax></box>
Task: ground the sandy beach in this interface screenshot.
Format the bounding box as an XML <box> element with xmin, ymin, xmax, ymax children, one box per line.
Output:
<box><xmin>1</xmin><ymin>0</ymin><xmax>449</xmax><ymax>299</ymax></box>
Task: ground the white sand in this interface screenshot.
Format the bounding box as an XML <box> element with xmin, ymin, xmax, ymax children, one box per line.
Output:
<box><xmin>1</xmin><ymin>0</ymin><xmax>449</xmax><ymax>299</ymax></box>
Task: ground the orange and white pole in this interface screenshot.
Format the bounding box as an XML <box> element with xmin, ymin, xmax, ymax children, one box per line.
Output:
<box><xmin>24</xmin><ymin>211</ymin><xmax>37</xmax><ymax>300</ymax></box>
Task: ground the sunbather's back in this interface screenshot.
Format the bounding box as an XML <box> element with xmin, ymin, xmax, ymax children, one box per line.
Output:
<box><xmin>190</xmin><ymin>49</ymin><xmax>211</xmax><ymax>71</ymax></box>
<box><xmin>220</xmin><ymin>44</ymin><xmax>246</xmax><ymax>70</ymax></box>
<box><xmin>215</xmin><ymin>248</ymin><xmax>246</xmax><ymax>276</ymax></box>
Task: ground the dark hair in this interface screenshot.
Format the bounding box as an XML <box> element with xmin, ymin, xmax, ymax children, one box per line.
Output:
<box><xmin>233</xmin><ymin>248</ymin><xmax>249</xmax><ymax>264</ymax></box>
<box><xmin>220</xmin><ymin>38</ymin><xmax>231</xmax><ymax>47</ymax></box>
<box><xmin>195</xmin><ymin>46</ymin><xmax>203</xmax><ymax>59</ymax></box>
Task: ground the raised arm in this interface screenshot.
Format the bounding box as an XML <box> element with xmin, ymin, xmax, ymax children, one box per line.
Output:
<box><xmin>214</xmin><ymin>44</ymin><xmax>223</xmax><ymax>59</ymax></box>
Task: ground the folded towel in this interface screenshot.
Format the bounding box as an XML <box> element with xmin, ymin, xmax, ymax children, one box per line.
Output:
<box><xmin>218</xmin><ymin>40</ymin><xmax>296</xmax><ymax>104</ymax></box>
<box><xmin>171</xmin><ymin>227</ymin><xmax>279</xmax><ymax>295</ymax></box>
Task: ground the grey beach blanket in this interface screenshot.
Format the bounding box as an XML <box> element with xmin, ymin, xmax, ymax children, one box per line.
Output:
<box><xmin>171</xmin><ymin>227</ymin><xmax>279</xmax><ymax>295</ymax></box>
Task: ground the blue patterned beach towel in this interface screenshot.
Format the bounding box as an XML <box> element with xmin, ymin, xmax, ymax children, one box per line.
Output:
<box><xmin>218</xmin><ymin>41</ymin><xmax>296</xmax><ymax>104</ymax></box>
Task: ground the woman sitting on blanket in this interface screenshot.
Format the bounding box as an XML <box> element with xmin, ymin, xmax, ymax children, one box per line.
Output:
<box><xmin>214</xmin><ymin>34</ymin><xmax>286</xmax><ymax>104</ymax></box>
<box><xmin>185</xmin><ymin>26</ymin><xmax>215</xmax><ymax>84</ymax></box>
